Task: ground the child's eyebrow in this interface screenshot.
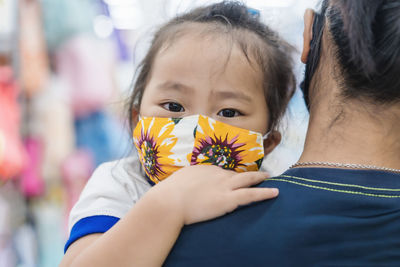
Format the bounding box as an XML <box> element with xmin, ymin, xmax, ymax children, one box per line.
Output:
<box><xmin>156</xmin><ymin>81</ymin><xmax>252</xmax><ymax>103</ymax></box>
<box><xmin>156</xmin><ymin>81</ymin><xmax>194</xmax><ymax>93</ymax></box>
<box><xmin>214</xmin><ymin>91</ymin><xmax>252</xmax><ymax>104</ymax></box>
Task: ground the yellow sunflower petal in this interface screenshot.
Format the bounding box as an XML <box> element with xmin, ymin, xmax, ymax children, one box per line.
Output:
<box><xmin>193</xmin><ymin>115</ymin><xmax>264</xmax><ymax>172</ymax></box>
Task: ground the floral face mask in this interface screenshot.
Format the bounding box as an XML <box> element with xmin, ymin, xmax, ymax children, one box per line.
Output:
<box><xmin>133</xmin><ymin>115</ymin><xmax>269</xmax><ymax>184</ymax></box>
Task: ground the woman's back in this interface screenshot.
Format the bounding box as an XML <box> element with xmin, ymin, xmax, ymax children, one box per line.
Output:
<box><xmin>165</xmin><ymin>168</ymin><xmax>400</xmax><ymax>266</ymax></box>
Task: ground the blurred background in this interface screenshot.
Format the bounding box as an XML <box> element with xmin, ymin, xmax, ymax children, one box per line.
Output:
<box><xmin>0</xmin><ymin>0</ymin><xmax>317</xmax><ymax>266</ymax></box>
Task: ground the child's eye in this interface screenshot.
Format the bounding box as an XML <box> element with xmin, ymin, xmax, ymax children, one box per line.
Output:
<box><xmin>162</xmin><ymin>102</ymin><xmax>185</xmax><ymax>112</ymax></box>
<box><xmin>218</xmin><ymin>109</ymin><xmax>241</xmax><ymax>118</ymax></box>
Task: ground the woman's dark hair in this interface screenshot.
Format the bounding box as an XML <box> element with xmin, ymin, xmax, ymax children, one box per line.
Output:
<box><xmin>128</xmin><ymin>1</ymin><xmax>296</xmax><ymax>133</ymax></box>
<box><xmin>302</xmin><ymin>0</ymin><xmax>400</xmax><ymax>108</ymax></box>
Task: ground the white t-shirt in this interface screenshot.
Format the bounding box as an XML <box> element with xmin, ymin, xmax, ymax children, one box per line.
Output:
<box><xmin>65</xmin><ymin>155</ymin><xmax>151</xmax><ymax>252</ymax></box>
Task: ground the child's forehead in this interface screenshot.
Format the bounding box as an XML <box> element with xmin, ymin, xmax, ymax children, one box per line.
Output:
<box><xmin>158</xmin><ymin>22</ymin><xmax>263</xmax><ymax>61</ymax></box>
<box><xmin>157</xmin><ymin>24</ymin><xmax>264</xmax><ymax>74</ymax></box>
<box><xmin>159</xmin><ymin>31</ymin><xmax>231</xmax><ymax>58</ymax></box>
<box><xmin>155</xmin><ymin>33</ymin><xmax>262</xmax><ymax>82</ymax></box>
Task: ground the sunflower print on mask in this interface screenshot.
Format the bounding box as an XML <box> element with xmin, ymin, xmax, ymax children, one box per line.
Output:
<box><xmin>133</xmin><ymin>117</ymin><xmax>178</xmax><ymax>183</ymax></box>
<box><xmin>190</xmin><ymin>115</ymin><xmax>264</xmax><ymax>172</ymax></box>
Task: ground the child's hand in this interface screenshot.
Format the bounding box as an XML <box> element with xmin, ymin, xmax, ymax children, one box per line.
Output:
<box><xmin>144</xmin><ymin>165</ymin><xmax>278</xmax><ymax>225</ymax></box>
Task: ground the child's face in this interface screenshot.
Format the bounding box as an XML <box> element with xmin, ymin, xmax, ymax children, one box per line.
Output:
<box><xmin>140</xmin><ymin>33</ymin><xmax>269</xmax><ymax>135</ymax></box>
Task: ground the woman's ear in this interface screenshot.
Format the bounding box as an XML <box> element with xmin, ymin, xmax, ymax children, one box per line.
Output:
<box><xmin>301</xmin><ymin>8</ymin><xmax>315</xmax><ymax>63</ymax></box>
<box><xmin>263</xmin><ymin>130</ymin><xmax>281</xmax><ymax>156</ymax></box>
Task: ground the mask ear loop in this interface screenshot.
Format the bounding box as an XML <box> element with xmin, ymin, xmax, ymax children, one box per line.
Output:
<box><xmin>262</xmin><ymin>131</ymin><xmax>271</xmax><ymax>140</ymax></box>
<box><xmin>300</xmin><ymin>9</ymin><xmax>326</xmax><ymax>111</ymax></box>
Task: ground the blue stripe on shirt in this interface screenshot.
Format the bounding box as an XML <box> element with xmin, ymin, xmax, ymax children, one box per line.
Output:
<box><xmin>64</xmin><ymin>215</ymin><xmax>120</xmax><ymax>253</ymax></box>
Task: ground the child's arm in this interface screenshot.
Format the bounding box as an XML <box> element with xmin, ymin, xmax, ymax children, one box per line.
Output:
<box><xmin>60</xmin><ymin>165</ymin><xmax>278</xmax><ymax>267</ymax></box>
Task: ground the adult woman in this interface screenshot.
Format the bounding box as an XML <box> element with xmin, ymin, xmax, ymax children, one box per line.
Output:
<box><xmin>163</xmin><ymin>0</ymin><xmax>400</xmax><ymax>265</ymax></box>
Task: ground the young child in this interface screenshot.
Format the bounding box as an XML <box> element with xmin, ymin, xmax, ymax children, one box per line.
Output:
<box><xmin>61</xmin><ymin>1</ymin><xmax>296</xmax><ymax>266</ymax></box>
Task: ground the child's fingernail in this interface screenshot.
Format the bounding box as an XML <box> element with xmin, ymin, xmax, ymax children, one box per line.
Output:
<box><xmin>271</xmin><ymin>188</ymin><xmax>279</xmax><ymax>195</ymax></box>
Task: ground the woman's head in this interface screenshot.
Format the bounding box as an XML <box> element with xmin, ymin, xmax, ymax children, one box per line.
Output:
<box><xmin>128</xmin><ymin>1</ymin><xmax>295</xmax><ymax>142</ymax></box>
<box><xmin>301</xmin><ymin>0</ymin><xmax>400</xmax><ymax>109</ymax></box>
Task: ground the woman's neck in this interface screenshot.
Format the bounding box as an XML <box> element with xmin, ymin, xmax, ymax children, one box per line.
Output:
<box><xmin>299</xmin><ymin>98</ymin><xmax>400</xmax><ymax>170</ymax></box>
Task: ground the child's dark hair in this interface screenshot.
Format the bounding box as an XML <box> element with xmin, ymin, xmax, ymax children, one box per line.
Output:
<box><xmin>303</xmin><ymin>0</ymin><xmax>400</xmax><ymax>107</ymax></box>
<box><xmin>128</xmin><ymin>1</ymin><xmax>296</xmax><ymax>132</ymax></box>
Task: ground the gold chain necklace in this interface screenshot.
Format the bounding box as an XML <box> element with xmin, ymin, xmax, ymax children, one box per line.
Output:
<box><xmin>290</xmin><ymin>161</ymin><xmax>400</xmax><ymax>173</ymax></box>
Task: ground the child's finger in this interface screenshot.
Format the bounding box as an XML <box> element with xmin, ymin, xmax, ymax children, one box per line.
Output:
<box><xmin>233</xmin><ymin>188</ymin><xmax>279</xmax><ymax>207</ymax></box>
<box><xmin>229</xmin><ymin>171</ymin><xmax>270</xmax><ymax>189</ymax></box>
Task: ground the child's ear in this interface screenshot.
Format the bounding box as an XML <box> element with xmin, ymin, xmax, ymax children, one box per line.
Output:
<box><xmin>263</xmin><ymin>130</ymin><xmax>281</xmax><ymax>156</ymax></box>
<box><xmin>131</xmin><ymin>108</ymin><xmax>139</xmax><ymax>126</ymax></box>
